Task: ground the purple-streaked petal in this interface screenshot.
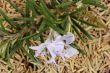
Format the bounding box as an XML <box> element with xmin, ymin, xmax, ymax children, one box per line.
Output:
<box><xmin>30</xmin><ymin>31</ymin><xmax>78</xmax><ymax>64</ymax></box>
<box><xmin>46</xmin><ymin>40</ymin><xmax>65</xmax><ymax>63</ymax></box>
<box><xmin>46</xmin><ymin>43</ymin><xmax>60</xmax><ymax>64</ymax></box>
<box><xmin>63</xmin><ymin>32</ymin><xmax>75</xmax><ymax>44</ymax></box>
<box><xmin>46</xmin><ymin>43</ymin><xmax>57</xmax><ymax>59</ymax></box>
<box><xmin>63</xmin><ymin>45</ymin><xmax>79</xmax><ymax>58</ymax></box>
<box><xmin>53</xmin><ymin>42</ymin><xmax>64</xmax><ymax>54</ymax></box>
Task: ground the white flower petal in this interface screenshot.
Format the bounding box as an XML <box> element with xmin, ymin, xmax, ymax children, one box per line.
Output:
<box><xmin>63</xmin><ymin>45</ymin><xmax>79</xmax><ymax>58</ymax></box>
<box><xmin>34</xmin><ymin>51</ymin><xmax>40</xmax><ymax>57</ymax></box>
<box><xmin>30</xmin><ymin>43</ymin><xmax>45</xmax><ymax>51</ymax></box>
<box><xmin>63</xmin><ymin>32</ymin><xmax>75</xmax><ymax>44</ymax></box>
<box><xmin>45</xmin><ymin>37</ymin><xmax>52</xmax><ymax>44</ymax></box>
<box><xmin>29</xmin><ymin>46</ymin><xmax>39</xmax><ymax>50</ymax></box>
<box><xmin>54</xmin><ymin>35</ymin><xmax>62</xmax><ymax>42</ymax></box>
<box><xmin>30</xmin><ymin>43</ymin><xmax>46</xmax><ymax>57</ymax></box>
<box><xmin>37</xmin><ymin>43</ymin><xmax>46</xmax><ymax>52</ymax></box>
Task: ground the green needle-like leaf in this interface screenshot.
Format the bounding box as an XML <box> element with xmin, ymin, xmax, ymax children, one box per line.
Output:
<box><xmin>82</xmin><ymin>0</ymin><xmax>107</xmax><ymax>9</ymax></box>
<box><xmin>71</xmin><ymin>18</ymin><xmax>92</xmax><ymax>39</ymax></box>
<box><xmin>0</xmin><ymin>9</ymin><xmax>17</xmax><ymax>29</ymax></box>
<box><xmin>72</xmin><ymin>16</ymin><xmax>98</xmax><ymax>27</ymax></box>
<box><xmin>71</xmin><ymin>21</ymin><xmax>85</xmax><ymax>42</ymax></box>
<box><xmin>21</xmin><ymin>46</ymin><xmax>41</xmax><ymax>64</ymax></box>
<box><xmin>56</xmin><ymin>1</ymin><xmax>73</xmax><ymax>8</ymax></box>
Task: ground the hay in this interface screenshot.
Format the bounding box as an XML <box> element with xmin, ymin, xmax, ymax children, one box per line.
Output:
<box><xmin>0</xmin><ymin>0</ymin><xmax>110</xmax><ymax>73</ymax></box>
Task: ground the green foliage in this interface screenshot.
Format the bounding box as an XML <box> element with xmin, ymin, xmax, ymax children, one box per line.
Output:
<box><xmin>0</xmin><ymin>0</ymin><xmax>106</xmax><ymax>64</ymax></box>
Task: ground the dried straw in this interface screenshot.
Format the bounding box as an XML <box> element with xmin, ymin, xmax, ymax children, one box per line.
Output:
<box><xmin>0</xmin><ymin>0</ymin><xmax>110</xmax><ymax>73</ymax></box>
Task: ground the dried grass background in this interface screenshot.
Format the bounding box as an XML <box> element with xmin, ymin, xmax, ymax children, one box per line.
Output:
<box><xmin>0</xmin><ymin>0</ymin><xmax>110</xmax><ymax>73</ymax></box>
